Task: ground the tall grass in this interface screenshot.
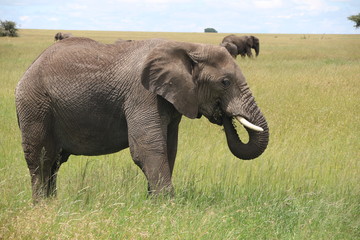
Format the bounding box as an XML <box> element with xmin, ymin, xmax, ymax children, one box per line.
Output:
<box><xmin>0</xmin><ymin>30</ymin><xmax>359</xmax><ymax>239</ymax></box>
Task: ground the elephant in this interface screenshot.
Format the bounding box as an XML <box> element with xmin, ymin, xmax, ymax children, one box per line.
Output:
<box><xmin>114</xmin><ymin>38</ymin><xmax>133</xmax><ymax>44</ymax></box>
<box><xmin>15</xmin><ymin>37</ymin><xmax>269</xmax><ymax>202</ymax></box>
<box><xmin>220</xmin><ymin>42</ymin><xmax>238</xmax><ymax>58</ymax></box>
<box><xmin>54</xmin><ymin>32</ymin><xmax>73</xmax><ymax>41</ymax></box>
<box><xmin>221</xmin><ymin>35</ymin><xmax>260</xmax><ymax>58</ymax></box>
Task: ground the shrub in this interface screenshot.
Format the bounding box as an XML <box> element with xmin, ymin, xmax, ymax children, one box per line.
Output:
<box><xmin>204</xmin><ymin>28</ymin><xmax>218</xmax><ymax>33</ymax></box>
<box><xmin>348</xmin><ymin>13</ymin><xmax>360</xmax><ymax>28</ymax></box>
<box><xmin>0</xmin><ymin>20</ymin><xmax>19</xmax><ymax>37</ymax></box>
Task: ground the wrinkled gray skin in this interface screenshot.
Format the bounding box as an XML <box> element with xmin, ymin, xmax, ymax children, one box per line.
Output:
<box><xmin>16</xmin><ymin>37</ymin><xmax>269</xmax><ymax>202</ymax></box>
<box><xmin>54</xmin><ymin>32</ymin><xmax>73</xmax><ymax>41</ymax></box>
<box><xmin>222</xmin><ymin>35</ymin><xmax>260</xmax><ymax>58</ymax></box>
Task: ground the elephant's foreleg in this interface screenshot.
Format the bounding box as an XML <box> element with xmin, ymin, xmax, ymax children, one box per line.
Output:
<box><xmin>167</xmin><ymin>116</ymin><xmax>181</xmax><ymax>176</ymax></box>
<box><xmin>128</xmin><ymin>123</ymin><xmax>173</xmax><ymax>195</ymax></box>
<box><xmin>246</xmin><ymin>47</ymin><xmax>253</xmax><ymax>58</ymax></box>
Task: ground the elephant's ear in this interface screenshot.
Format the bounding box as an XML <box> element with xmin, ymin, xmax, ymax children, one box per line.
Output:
<box><xmin>247</xmin><ymin>36</ymin><xmax>255</xmax><ymax>46</ymax></box>
<box><xmin>141</xmin><ymin>42</ymin><xmax>199</xmax><ymax>119</ymax></box>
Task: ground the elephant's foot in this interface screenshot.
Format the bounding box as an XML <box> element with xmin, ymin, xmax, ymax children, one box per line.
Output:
<box><xmin>147</xmin><ymin>182</ymin><xmax>174</xmax><ymax>198</ymax></box>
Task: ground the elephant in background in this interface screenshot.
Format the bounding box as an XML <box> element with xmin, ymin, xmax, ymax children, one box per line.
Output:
<box><xmin>54</xmin><ymin>32</ymin><xmax>73</xmax><ymax>41</ymax></box>
<box><xmin>114</xmin><ymin>38</ymin><xmax>134</xmax><ymax>44</ymax></box>
<box><xmin>221</xmin><ymin>35</ymin><xmax>260</xmax><ymax>58</ymax></box>
<box><xmin>16</xmin><ymin>37</ymin><xmax>269</xmax><ymax>202</ymax></box>
<box><xmin>220</xmin><ymin>42</ymin><xmax>238</xmax><ymax>58</ymax></box>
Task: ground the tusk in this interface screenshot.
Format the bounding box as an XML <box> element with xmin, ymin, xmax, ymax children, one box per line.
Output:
<box><xmin>236</xmin><ymin>117</ymin><xmax>264</xmax><ymax>132</ymax></box>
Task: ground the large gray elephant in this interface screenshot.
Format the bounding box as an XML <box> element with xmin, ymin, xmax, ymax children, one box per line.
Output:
<box><xmin>15</xmin><ymin>37</ymin><xmax>269</xmax><ymax>202</ymax></box>
<box><xmin>54</xmin><ymin>32</ymin><xmax>73</xmax><ymax>41</ymax></box>
<box><xmin>221</xmin><ymin>35</ymin><xmax>260</xmax><ymax>58</ymax></box>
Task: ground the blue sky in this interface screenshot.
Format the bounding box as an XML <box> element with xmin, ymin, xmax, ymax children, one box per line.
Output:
<box><xmin>1</xmin><ymin>0</ymin><xmax>359</xmax><ymax>34</ymax></box>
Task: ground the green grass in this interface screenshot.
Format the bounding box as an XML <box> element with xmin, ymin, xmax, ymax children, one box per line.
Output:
<box><xmin>1</xmin><ymin>29</ymin><xmax>359</xmax><ymax>239</ymax></box>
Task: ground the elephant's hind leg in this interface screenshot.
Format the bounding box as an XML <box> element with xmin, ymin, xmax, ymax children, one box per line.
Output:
<box><xmin>16</xmin><ymin>80</ymin><xmax>64</xmax><ymax>202</ymax></box>
<box><xmin>23</xmin><ymin>143</ymin><xmax>60</xmax><ymax>202</ymax></box>
<box><xmin>48</xmin><ymin>150</ymin><xmax>70</xmax><ymax>197</ymax></box>
<box><xmin>20</xmin><ymin>120</ymin><xmax>60</xmax><ymax>203</ymax></box>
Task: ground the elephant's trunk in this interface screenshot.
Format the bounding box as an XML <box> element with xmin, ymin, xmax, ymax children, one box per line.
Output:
<box><xmin>254</xmin><ymin>43</ymin><xmax>260</xmax><ymax>57</ymax></box>
<box><xmin>222</xmin><ymin>111</ymin><xmax>269</xmax><ymax>160</ymax></box>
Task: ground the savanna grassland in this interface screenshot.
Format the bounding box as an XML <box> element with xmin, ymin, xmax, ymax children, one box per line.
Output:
<box><xmin>0</xmin><ymin>29</ymin><xmax>359</xmax><ymax>239</ymax></box>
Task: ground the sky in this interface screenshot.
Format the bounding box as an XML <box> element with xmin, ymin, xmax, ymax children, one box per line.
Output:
<box><xmin>0</xmin><ymin>0</ymin><xmax>359</xmax><ymax>34</ymax></box>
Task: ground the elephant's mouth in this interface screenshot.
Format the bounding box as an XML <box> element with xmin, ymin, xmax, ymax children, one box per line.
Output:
<box><xmin>208</xmin><ymin>105</ymin><xmax>223</xmax><ymax>125</ymax></box>
<box><xmin>217</xmin><ymin>114</ymin><xmax>264</xmax><ymax>132</ymax></box>
<box><xmin>208</xmin><ymin>114</ymin><xmax>223</xmax><ymax>126</ymax></box>
<box><xmin>207</xmin><ymin>102</ymin><xmax>264</xmax><ymax>132</ymax></box>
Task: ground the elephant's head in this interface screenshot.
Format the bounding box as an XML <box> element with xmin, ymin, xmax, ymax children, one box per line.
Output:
<box><xmin>54</xmin><ymin>32</ymin><xmax>61</xmax><ymax>41</ymax></box>
<box><xmin>248</xmin><ymin>36</ymin><xmax>260</xmax><ymax>57</ymax></box>
<box><xmin>141</xmin><ymin>41</ymin><xmax>269</xmax><ymax>160</ymax></box>
<box><xmin>220</xmin><ymin>42</ymin><xmax>238</xmax><ymax>58</ymax></box>
<box><xmin>54</xmin><ymin>32</ymin><xmax>73</xmax><ymax>41</ymax></box>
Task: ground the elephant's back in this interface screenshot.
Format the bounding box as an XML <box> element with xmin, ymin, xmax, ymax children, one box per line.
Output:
<box><xmin>222</xmin><ymin>34</ymin><xmax>237</xmax><ymax>43</ymax></box>
<box><xmin>18</xmin><ymin>37</ymin><xmax>115</xmax><ymax>85</ymax></box>
<box><xmin>48</xmin><ymin>37</ymin><xmax>117</xmax><ymax>70</ymax></box>
<box><xmin>16</xmin><ymin>37</ymin><xmax>165</xmax><ymax>100</ymax></box>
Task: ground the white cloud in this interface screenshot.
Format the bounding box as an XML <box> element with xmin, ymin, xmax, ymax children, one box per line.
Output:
<box><xmin>115</xmin><ymin>0</ymin><xmax>191</xmax><ymax>3</ymax></box>
<box><xmin>254</xmin><ymin>0</ymin><xmax>283</xmax><ymax>8</ymax></box>
<box><xmin>20</xmin><ymin>16</ymin><xmax>30</xmax><ymax>21</ymax></box>
<box><xmin>276</xmin><ymin>12</ymin><xmax>305</xmax><ymax>19</ymax></box>
<box><xmin>293</xmin><ymin>0</ymin><xmax>339</xmax><ymax>12</ymax></box>
<box><xmin>48</xmin><ymin>17</ymin><xmax>59</xmax><ymax>22</ymax></box>
<box><xmin>67</xmin><ymin>3</ymin><xmax>88</xmax><ymax>10</ymax></box>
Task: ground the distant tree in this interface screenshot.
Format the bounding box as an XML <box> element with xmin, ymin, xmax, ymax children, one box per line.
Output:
<box><xmin>348</xmin><ymin>13</ymin><xmax>360</xmax><ymax>29</ymax></box>
<box><xmin>0</xmin><ymin>20</ymin><xmax>19</xmax><ymax>37</ymax></box>
<box><xmin>204</xmin><ymin>28</ymin><xmax>218</xmax><ymax>33</ymax></box>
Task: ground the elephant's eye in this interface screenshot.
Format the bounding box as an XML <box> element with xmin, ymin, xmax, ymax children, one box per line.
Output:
<box><xmin>221</xmin><ymin>78</ymin><xmax>231</xmax><ymax>88</ymax></box>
